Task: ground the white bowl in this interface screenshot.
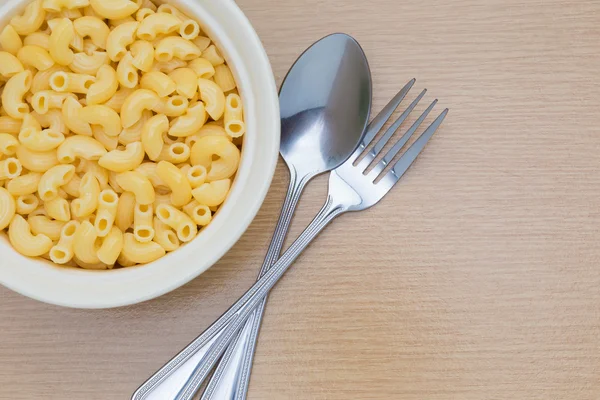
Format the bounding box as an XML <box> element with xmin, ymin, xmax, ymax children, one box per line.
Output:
<box><xmin>0</xmin><ymin>0</ymin><xmax>280</xmax><ymax>308</ymax></box>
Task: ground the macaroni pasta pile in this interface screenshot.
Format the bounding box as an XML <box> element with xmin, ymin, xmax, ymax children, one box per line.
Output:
<box><xmin>0</xmin><ymin>0</ymin><xmax>245</xmax><ymax>269</ymax></box>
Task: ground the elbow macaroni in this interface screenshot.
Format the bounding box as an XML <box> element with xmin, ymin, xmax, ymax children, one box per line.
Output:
<box><xmin>0</xmin><ymin>0</ymin><xmax>244</xmax><ymax>269</ymax></box>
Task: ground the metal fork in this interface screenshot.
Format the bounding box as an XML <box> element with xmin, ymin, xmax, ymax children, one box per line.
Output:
<box><xmin>132</xmin><ymin>80</ymin><xmax>448</xmax><ymax>400</ymax></box>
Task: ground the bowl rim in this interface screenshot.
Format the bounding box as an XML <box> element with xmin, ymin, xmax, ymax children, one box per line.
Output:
<box><xmin>0</xmin><ymin>0</ymin><xmax>280</xmax><ymax>309</ymax></box>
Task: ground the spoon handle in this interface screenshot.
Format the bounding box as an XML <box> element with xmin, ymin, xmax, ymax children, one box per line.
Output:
<box><xmin>130</xmin><ymin>167</ymin><xmax>312</xmax><ymax>400</ymax></box>
<box><xmin>174</xmin><ymin>194</ymin><xmax>346</xmax><ymax>400</ymax></box>
<box><xmin>200</xmin><ymin>167</ymin><xmax>312</xmax><ymax>400</ymax></box>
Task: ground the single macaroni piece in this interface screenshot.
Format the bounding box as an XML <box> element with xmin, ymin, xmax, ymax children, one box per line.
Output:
<box><xmin>115</xmin><ymin>190</ymin><xmax>134</xmax><ymax>231</ymax></box>
<box><xmin>73</xmin><ymin>16</ymin><xmax>109</xmax><ymax>49</ymax></box>
<box><xmin>49</xmin><ymin>18</ymin><xmax>75</xmax><ymax>66</ymax></box>
<box><xmin>202</xmin><ymin>45</ymin><xmax>224</xmax><ymax>67</ymax></box>
<box><xmin>44</xmin><ymin>196</ymin><xmax>70</xmax><ymax>221</ymax></box>
<box><xmin>115</xmin><ymin>171</ymin><xmax>154</xmax><ymax>205</ymax></box>
<box><xmin>23</xmin><ymin>32</ymin><xmax>50</xmax><ymax>50</ymax></box>
<box><xmin>19</xmin><ymin>125</ymin><xmax>65</xmax><ymax>151</ymax></box>
<box><xmin>49</xmin><ymin>71</ymin><xmax>95</xmax><ymax>94</ymax></box>
<box><xmin>153</xmin><ymin>219</ymin><xmax>179</xmax><ymax>251</ymax></box>
<box><xmin>94</xmin><ymin>189</ymin><xmax>118</xmax><ymax>236</ymax></box>
<box><xmin>16</xmin><ymin>194</ymin><xmax>39</xmax><ymax>214</ymax></box>
<box><xmin>168</xmin><ymin>102</ymin><xmax>205</xmax><ymax>137</ymax></box>
<box><xmin>136</xmin><ymin>12</ymin><xmax>180</xmax><ymax>41</ymax></box>
<box><xmin>97</xmin><ymin>225</ymin><xmax>123</xmax><ymax>264</ymax></box>
<box><xmin>186</xmin><ymin>165</ymin><xmax>207</xmax><ymax>189</ymax></box>
<box><xmin>10</xmin><ymin>0</ymin><xmax>46</xmax><ymax>35</ymax></box>
<box><xmin>156</xmin><ymin>160</ymin><xmax>191</xmax><ymax>207</ymax></box>
<box><xmin>183</xmin><ymin>200</ymin><xmax>211</xmax><ymax>226</ymax></box>
<box><xmin>141</xmin><ymin>113</ymin><xmax>167</xmax><ymax>160</ymax></box>
<box><xmin>28</xmin><ymin>215</ymin><xmax>65</xmax><ymax>241</ymax></box>
<box><xmin>192</xmin><ymin>179</ymin><xmax>231</xmax><ymax>207</ymax></box>
<box><xmin>188</xmin><ymin>58</ymin><xmax>214</xmax><ymax>79</ymax></box>
<box><xmin>106</xmin><ymin>21</ymin><xmax>138</xmax><ymax>61</ymax></box>
<box><xmin>49</xmin><ymin>220</ymin><xmax>79</xmax><ymax>264</ymax></box>
<box><xmin>169</xmin><ymin>68</ymin><xmax>197</xmax><ymax>98</ymax></box>
<box><xmin>69</xmin><ymin>50</ymin><xmax>109</xmax><ymax>75</ymax></box>
<box><xmin>121</xmin><ymin>232</ymin><xmax>164</xmax><ymax>263</ymax></box>
<box><xmin>9</xmin><ymin>214</ymin><xmax>52</xmax><ymax>256</ymax></box>
<box><xmin>2</xmin><ymin>70</ymin><xmax>32</xmax><ymax>119</ymax></box>
<box><xmin>116</xmin><ymin>52</ymin><xmax>139</xmax><ymax>88</ymax></box>
<box><xmin>98</xmin><ymin>142</ymin><xmax>144</xmax><ymax>172</ymax></box>
<box><xmin>140</xmin><ymin>71</ymin><xmax>175</xmax><ymax>97</ymax></box>
<box><xmin>17</xmin><ymin>45</ymin><xmax>54</xmax><ymax>72</ymax></box>
<box><xmin>62</xmin><ymin>97</ymin><xmax>91</xmax><ymax>135</ymax></box>
<box><xmin>179</xmin><ymin>20</ymin><xmax>199</xmax><ymax>41</ymax></box>
<box><xmin>130</xmin><ymin>40</ymin><xmax>154</xmax><ymax>72</ymax></box>
<box><xmin>0</xmin><ymin>188</ymin><xmax>16</xmax><ymax>229</ymax></box>
<box><xmin>121</xmin><ymin>89</ymin><xmax>160</xmax><ymax>128</ymax></box>
<box><xmin>133</xmin><ymin>202</ymin><xmax>153</xmax><ymax>242</ymax></box>
<box><xmin>16</xmin><ymin>146</ymin><xmax>59</xmax><ymax>172</ymax></box>
<box><xmin>0</xmin><ymin>134</ymin><xmax>19</xmax><ymax>156</ymax></box>
<box><xmin>214</xmin><ymin>64</ymin><xmax>236</xmax><ymax>93</ymax></box>
<box><xmin>89</xmin><ymin>0</ymin><xmax>140</xmax><ymax>20</ymax></box>
<box><xmin>155</xmin><ymin>203</ymin><xmax>197</xmax><ymax>242</ymax></box>
<box><xmin>57</xmin><ymin>135</ymin><xmax>106</xmax><ymax>163</ymax></box>
<box><xmin>0</xmin><ymin>158</ymin><xmax>22</xmax><ymax>180</ymax></box>
<box><xmin>87</xmin><ymin>65</ymin><xmax>118</xmax><ymax>104</ymax></box>
<box><xmin>0</xmin><ymin>26</ymin><xmax>23</xmax><ymax>55</ymax></box>
<box><xmin>154</xmin><ymin>36</ymin><xmax>201</xmax><ymax>62</ymax></box>
<box><xmin>38</xmin><ymin>164</ymin><xmax>75</xmax><ymax>201</ymax></box>
<box><xmin>72</xmin><ymin>220</ymin><xmax>100</xmax><ymax>263</ymax></box>
<box><xmin>7</xmin><ymin>172</ymin><xmax>42</xmax><ymax>196</ymax></box>
<box><xmin>33</xmin><ymin>90</ymin><xmax>76</xmax><ymax>114</ymax></box>
<box><xmin>224</xmin><ymin>93</ymin><xmax>245</xmax><ymax>138</ymax></box>
<box><xmin>190</xmin><ymin>136</ymin><xmax>240</xmax><ymax>181</ymax></box>
<box><xmin>80</xmin><ymin>105</ymin><xmax>122</xmax><ymax>136</ymax></box>
<box><xmin>198</xmin><ymin>78</ymin><xmax>225</xmax><ymax>120</ymax></box>
<box><xmin>71</xmin><ymin>172</ymin><xmax>100</xmax><ymax>217</ymax></box>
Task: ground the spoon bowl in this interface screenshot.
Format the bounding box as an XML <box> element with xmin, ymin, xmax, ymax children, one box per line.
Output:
<box><xmin>279</xmin><ymin>33</ymin><xmax>372</xmax><ymax>175</ymax></box>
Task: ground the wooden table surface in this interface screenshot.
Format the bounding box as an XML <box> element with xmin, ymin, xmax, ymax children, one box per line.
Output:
<box><xmin>2</xmin><ymin>0</ymin><xmax>600</xmax><ymax>399</ymax></box>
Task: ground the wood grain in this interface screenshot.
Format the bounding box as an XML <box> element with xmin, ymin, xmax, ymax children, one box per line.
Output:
<box><xmin>2</xmin><ymin>0</ymin><xmax>600</xmax><ymax>398</ymax></box>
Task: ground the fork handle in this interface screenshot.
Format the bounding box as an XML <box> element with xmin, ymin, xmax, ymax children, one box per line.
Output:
<box><xmin>173</xmin><ymin>194</ymin><xmax>347</xmax><ymax>400</ymax></box>
<box><xmin>200</xmin><ymin>168</ymin><xmax>313</xmax><ymax>400</ymax></box>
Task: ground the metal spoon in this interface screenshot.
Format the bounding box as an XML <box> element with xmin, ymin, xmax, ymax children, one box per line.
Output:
<box><xmin>132</xmin><ymin>33</ymin><xmax>372</xmax><ymax>400</ymax></box>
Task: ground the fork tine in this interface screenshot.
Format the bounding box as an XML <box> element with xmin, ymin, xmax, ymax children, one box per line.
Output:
<box><xmin>361</xmin><ymin>79</ymin><xmax>416</xmax><ymax>148</ymax></box>
<box><xmin>379</xmin><ymin>108</ymin><xmax>448</xmax><ymax>187</ymax></box>
<box><xmin>358</xmin><ymin>89</ymin><xmax>427</xmax><ymax>171</ymax></box>
<box><xmin>367</xmin><ymin>99</ymin><xmax>438</xmax><ymax>179</ymax></box>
